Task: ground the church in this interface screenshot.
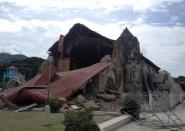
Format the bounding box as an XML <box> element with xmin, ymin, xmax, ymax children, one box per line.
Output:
<box><xmin>2</xmin><ymin>23</ymin><xmax>182</xmax><ymax>108</ymax></box>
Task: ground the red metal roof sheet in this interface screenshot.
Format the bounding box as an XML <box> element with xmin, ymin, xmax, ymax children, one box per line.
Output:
<box><xmin>2</xmin><ymin>62</ymin><xmax>111</xmax><ymax>105</ymax></box>
<box><xmin>34</xmin><ymin>65</ymin><xmax>57</xmax><ymax>85</ymax></box>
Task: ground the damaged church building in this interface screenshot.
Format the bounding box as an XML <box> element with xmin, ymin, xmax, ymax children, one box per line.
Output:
<box><xmin>1</xmin><ymin>23</ymin><xmax>183</xmax><ymax>109</ymax></box>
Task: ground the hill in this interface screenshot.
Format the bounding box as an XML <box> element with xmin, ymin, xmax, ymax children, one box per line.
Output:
<box><xmin>0</xmin><ymin>53</ymin><xmax>27</xmax><ymax>65</ymax></box>
<box><xmin>0</xmin><ymin>57</ymin><xmax>44</xmax><ymax>82</ymax></box>
<box><xmin>174</xmin><ymin>76</ymin><xmax>185</xmax><ymax>91</ymax></box>
<box><xmin>174</xmin><ymin>76</ymin><xmax>185</xmax><ymax>83</ymax></box>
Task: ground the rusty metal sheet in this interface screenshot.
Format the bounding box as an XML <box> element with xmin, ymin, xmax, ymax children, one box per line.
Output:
<box><xmin>2</xmin><ymin>62</ymin><xmax>111</xmax><ymax>105</ymax></box>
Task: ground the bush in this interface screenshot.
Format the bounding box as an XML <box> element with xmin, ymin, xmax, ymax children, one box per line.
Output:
<box><xmin>120</xmin><ymin>96</ymin><xmax>140</xmax><ymax>120</ymax></box>
<box><xmin>48</xmin><ymin>97</ymin><xmax>61</xmax><ymax>113</ymax></box>
<box><xmin>121</xmin><ymin>96</ymin><xmax>140</xmax><ymax>109</ymax></box>
<box><xmin>63</xmin><ymin>108</ymin><xmax>100</xmax><ymax>131</ymax></box>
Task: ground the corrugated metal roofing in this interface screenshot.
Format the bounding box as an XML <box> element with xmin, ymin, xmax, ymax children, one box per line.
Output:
<box><xmin>2</xmin><ymin>62</ymin><xmax>111</xmax><ymax>106</ymax></box>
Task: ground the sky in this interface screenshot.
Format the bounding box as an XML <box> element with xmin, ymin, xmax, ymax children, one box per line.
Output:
<box><xmin>0</xmin><ymin>0</ymin><xmax>185</xmax><ymax>77</ymax></box>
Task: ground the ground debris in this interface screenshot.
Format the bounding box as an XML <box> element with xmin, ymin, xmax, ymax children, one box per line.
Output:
<box><xmin>97</xmin><ymin>94</ymin><xmax>116</xmax><ymax>101</ymax></box>
<box><xmin>84</xmin><ymin>100</ymin><xmax>99</xmax><ymax>110</ymax></box>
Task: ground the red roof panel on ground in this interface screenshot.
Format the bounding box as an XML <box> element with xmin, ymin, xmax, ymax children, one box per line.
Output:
<box><xmin>2</xmin><ymin>62</ymin><xmax>111</xmax><ymax>105</ymax></box>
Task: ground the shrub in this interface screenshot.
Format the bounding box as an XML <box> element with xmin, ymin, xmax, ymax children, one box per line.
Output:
<box><xmin>48</xmin><ymin>97</ymin><xmax>61</xmax><ymax>113</ymax></box>
<box><xmin>120</xmin><ymin>96</ymin><xmax>140</xmax><ymax>120</ymax></box>
<box><xmin>63</xmin><ymin>108</ymin><xmax>100</xmax><ymax>131</ymax></box>
<box><xmin>121</xmin><ymin>96</ymin><xmax>140</xmax><ymax>109</ymax></box>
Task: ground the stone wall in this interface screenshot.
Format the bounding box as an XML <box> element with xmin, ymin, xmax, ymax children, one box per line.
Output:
<box><xmin>161</xmin><ymin>70</ymin><xmax>183</xmax><ymax>108</ymax></box>
<box><xmin>112</xmin><ymin>38</ymin><xmax>124</xmax><ymax>92</ymax></box>
<box><xmin>95</xmin><ymin>55</ymin><xmax>115</xmax><ymax>93</ymax></box>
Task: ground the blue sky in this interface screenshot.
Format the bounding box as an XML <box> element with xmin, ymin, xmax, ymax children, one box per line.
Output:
<box><xmin>0</xmin><ymin>0</ymin><xmax>185</xmax><ymax>77</ymax></box>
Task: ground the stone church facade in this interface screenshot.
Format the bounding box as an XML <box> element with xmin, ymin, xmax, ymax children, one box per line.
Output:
<box><xmin>45</xmin><ymin>23</ymin><xmax>182</xmax><ymax>105</ymax></box>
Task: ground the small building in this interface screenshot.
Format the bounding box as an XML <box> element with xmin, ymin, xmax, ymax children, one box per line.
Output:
<box><xmin>3</xmin><ymin>66</ymin><xmax>19</xmax><ymax>82</ymax></box>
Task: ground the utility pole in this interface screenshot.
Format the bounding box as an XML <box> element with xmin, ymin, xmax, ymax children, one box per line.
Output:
<box><xmin>47</xmin><ymin>54</ymin><xmax>53</xmax><ymax>104</ymax></box>
<box><xmin>42</xmin><ymin>54</ymin><xmax>53</xmax><ymax>126</ymax></box>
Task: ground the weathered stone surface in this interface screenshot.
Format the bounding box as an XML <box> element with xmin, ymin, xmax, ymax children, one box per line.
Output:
<box><xmin>112</xmin><ymin>39</ymin><xmax>124</xmax><ymax>92</ymax></box>
<box><xmin>38</xmin><ymin>60</ymin><xmax>49</xmax><ymax>74</ymax></box>
<box><xmin>96</xmin><ymin>68</ymin><xmax>108</xmax><ymax>93</ymax></box>
<box><xmin>97</xmin><ymin>94</ymin><xmax>116</xmax><ymax>101</ymax></box>
<box><xmin>84</xmin><ymin>100</ymin><xmax>99</xmax><ymax>109</ymax></box>
<box><xmin>94</xmin><ymin>56</ymin><xmax>115</xmax><ymax>94</ymax></box>
<box><xmin>76</xmin><ymin>95</ymin><xmax>86</xmax><ymax>103</ymax></box>
<box><xmin>125</xmin><ymin>64</ymin><xmax>141</xmax><ymax>83</ymax></box>
<box><xmin>160</xmin><ymin>70</ymin><xmax>183</xmax><ymax>108</ymax></box>
<box><xmin>100</xmin><ymin>55</ymin><xmax>111</xmax><ymax>62</ymax></box>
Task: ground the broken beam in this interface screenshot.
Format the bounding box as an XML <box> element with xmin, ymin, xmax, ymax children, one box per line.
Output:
<box><xmin>15</xmin><ymin>103</ymin><xmax>38</xmax><ymax>112</ymax></box>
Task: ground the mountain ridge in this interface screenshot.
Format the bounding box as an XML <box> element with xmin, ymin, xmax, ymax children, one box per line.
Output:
<box><xmin>0</xmin><ymin>53</ymin><xmax>27</xmax><ymax>65</ymax></box>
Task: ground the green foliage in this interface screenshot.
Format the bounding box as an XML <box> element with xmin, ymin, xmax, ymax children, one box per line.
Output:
<box><xmin>63</xmin><ymin>108</ymin><xmax>95</xmax><ymax>129</ymax></box>
<box><xmin>0</xmin><ymin>57</ymin><xmax>44</xmax><ymax>82</ymax></box>
<box><xmin>48</xmin><ymin>97</ymin><xmax>61</xmax><ymax>113</ymax></box>
<box><xmin>174</xmin><ymin>76</ymin><xmax>185</xmax><ymax>83</ymax></box>
<box><xmin>121</xmin><ymin>96</ymin><xmax>140</xmax><ymax>109</ymax></box>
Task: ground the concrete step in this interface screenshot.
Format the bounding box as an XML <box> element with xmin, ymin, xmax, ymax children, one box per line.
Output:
<box><xmin>99</xmin><ymin>115</ymin><xmax>131</xmax><ymax>131</ymax></box>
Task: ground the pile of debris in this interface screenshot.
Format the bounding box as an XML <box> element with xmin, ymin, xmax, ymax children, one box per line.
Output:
<box><xmin>60</xmin><ymin>94</ymin><xmax>121</xmax><ymax>112</ymax></box>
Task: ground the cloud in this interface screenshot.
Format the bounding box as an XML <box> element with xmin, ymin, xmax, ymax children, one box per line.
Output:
<box><xmin>0</xmin><ymin>16</ymin><xmax>185</xmax><ymax>77</ymax></box>
<box><xmin>1</xmin><ymin>0</ymin><xmax>184</xmax><ymax>13</ymax></box>
<box><xmin>130</xmin><ymin>24</ymin><xmax>185</xmax><ymax>76</ymax></box>
<box><xmin>0</xmin><ymin>17</ymin><xmax>126</xmax><ymax>38</ymax></box>
<box><xmin>0</xmin><ymin>18</ymin><xmax>124</xmax><ymax>59</ymax></box>
<box><xmin>170</xmin><ymin>15</ymin><xmax>179</xmax><ymax>22</ymax></box>
<box><xmin>0</xmin><ymin>0</ymin><xmax>185</xmax><ymax>76</ymax></box>
<box><xmin>1</xmin><ymin>0</ymin><xmax>184</xmax><ymax>27</ymax></box>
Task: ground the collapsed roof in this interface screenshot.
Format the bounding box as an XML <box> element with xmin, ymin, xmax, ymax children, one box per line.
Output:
<box><xmin>49</xmin><ymin>23</ymin><xmax>113</xmax><ymax>68</ymax></box>
<box><xmin>49</xmin><ymin>23</ymin><xmax>160</xmax><ymax>71</ymax></box>
<box><xmin>2</xmin><ymin>62</ymin><xmax>111</xmax><ymax>106</ymax></box>
<box><xmin>1</xmin><ymin>23</ymin><xmax>161</xmax><ymax>106</ymax></box>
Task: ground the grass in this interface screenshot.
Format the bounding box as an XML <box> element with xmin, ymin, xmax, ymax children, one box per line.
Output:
<box><xmin>0</xmin><ymin>110</ymin><xmax>115</xmax><ymax>131</ymax></box>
